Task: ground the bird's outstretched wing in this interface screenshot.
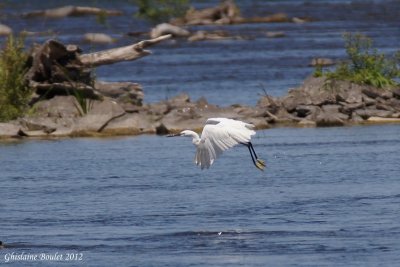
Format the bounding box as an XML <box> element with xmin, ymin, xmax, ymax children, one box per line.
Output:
<box><xmin>195</xmin><ymin>118</ymin><xmax>256</xmax><ymax>169</ymax></box>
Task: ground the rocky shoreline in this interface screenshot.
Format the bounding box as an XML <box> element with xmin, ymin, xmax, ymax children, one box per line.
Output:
<box><xmin>1</xmin><ymin>75</ymin><xmax>400</xmax><ymax>140</ymax></box>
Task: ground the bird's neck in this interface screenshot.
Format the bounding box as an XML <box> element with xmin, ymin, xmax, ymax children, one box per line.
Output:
<box><xmin>187</xmin><ymin>130</ymin><xmax>200</xmax><ymax>145</ymax></box>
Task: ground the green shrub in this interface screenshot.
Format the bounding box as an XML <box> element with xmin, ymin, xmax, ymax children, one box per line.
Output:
<box><xmin>134</xmin><ymin>0</ymin><xmax>190</xmax><ymax>24</ymax></box>
<box><xmin>0</xmin><ymin>35</ymin><xmax>31</xmax><ymax>122</ymax></box>
<box><xmin>314</xmin><ymin>33</ymin><xmax>400</xmax><ymax>89</ymax></box>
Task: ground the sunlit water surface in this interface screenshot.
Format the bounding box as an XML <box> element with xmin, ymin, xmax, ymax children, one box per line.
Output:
<box><xmin>1</xmin><ymin>124</ymin><xmax>400</xmax><ymax>266</ymax></box>
<box><xmin>1</xmin><ymin>0</ymin><xmax>400</xmax><ymax>265</ymax></box>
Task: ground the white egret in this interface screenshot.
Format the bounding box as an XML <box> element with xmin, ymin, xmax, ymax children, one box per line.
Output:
<box><xmin>168</xmin><ymin>118</ymin><xmax>266</xmax><ymax>170</ymax></box>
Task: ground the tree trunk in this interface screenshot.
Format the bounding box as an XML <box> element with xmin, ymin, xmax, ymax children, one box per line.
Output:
<box><xmin>78</xmin><ymin>34</ymin><xmax>172</xmax><ymax>67</ymax></box>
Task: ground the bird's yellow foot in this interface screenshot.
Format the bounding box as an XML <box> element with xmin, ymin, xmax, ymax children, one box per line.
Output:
<box><xmin>255</xmin><ymin>159</ymin><xmax>266</xmax><ymax>171</ymax></box>
<box><xmin>257</xmin><ymin>159</ymin><xmax>266</xmax><ymax>167</ymax></box>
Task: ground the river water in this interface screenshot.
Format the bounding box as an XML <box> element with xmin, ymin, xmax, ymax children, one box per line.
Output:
<box><xmin>3</xmin><ymin>0</ymin><xmax>400</xmax><ymax>105</ymax></box>
<box><xmin>1</xmin><ymin>124</ymin><xmax>400</xmax><ymax>266</ymax></box>
<box><xmin>1</xmin><ymin>0</ymin><xmax>400</xmax><ymax>266</ymax></box>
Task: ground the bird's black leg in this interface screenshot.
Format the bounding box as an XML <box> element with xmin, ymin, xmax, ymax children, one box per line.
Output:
<box><xmin>248</xmin><ymin>142</ymin><xmax>259</xmax><ymax>159</ymax></box>
<box><xmin>247</xmin><ymin>144</ymin><xmax>257</xmax><ymax>167</ymax></box>
<box><xmin>241</xmin><ymin>142</ymin><xmax>265</xmax><ymax>171</ymax></box>
<box><xmin>249</xmin><ymin>142</ymin><xmax>266</xmax><ymax>170</ymax></box>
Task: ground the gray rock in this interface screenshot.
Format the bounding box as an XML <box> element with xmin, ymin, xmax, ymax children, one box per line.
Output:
<box><xmin>95</xmin><ymin>81</ymin><xmax>144</xmax><ymax>106</ymax></box>
<box><xmin>392</xmin><ymin>88</ymin><xmax>400</xmax><ymax>99</ymax></box>
<box><xmin>316</xmin><ymin>111</ymin><xmax>346</xmax><ymax>127</ymax></box>
<box><xmin>314</xmin><ymin>105</ymin><xmax>348</xmax><ymax>126</ymax></box>
<box><xmin>344</xmin><ymin>84</ymin><xmax>363</xmax><ymax>103</ymax></box>
<box><xmin>17</xmin><ymin>129</ymin><xmax>50</xmax><ymax>137</ymax></box>
<box><xmin>0</xmin><ymin>24</ymin><xmax>12</xmax><ymax>36</ymax></box>
<box><xmin>341</xmin><ymin>102</ymin><xmax>364</xmax><ymax>114</ymax></box>
<box><xmin>257</xmin><ymin>95</ymin><xmax>281</xmax><ymax>114</ymax></box>
<box><xmin>188</xmin><ymin>30</ymin><xmax>240</xmax><ymax>42</ymax></box>
<box><xmin>150</xmin><ymin>23</ymin><xmax>190</xmax><ymax>39</ymax></box>
<box><xmin>22</xmin><ymin>5</ymin><xmax>123</xmax><ymax>19</ymax></box>
<box><xmin>321</xmin><ymin>104</ymin><xmax>342</xmax><ymax>113</ymax></box>
<box><xmin>354</xmin><ymin>108</ymin><xmax>393</xmax><ymax>119</ymax></box>
<box><xmin>362</xmin><ymin>87</ymin><xmax>393</xmax><ymax>99</ymax></box>
<box><xmin>74</xmin><ymin>98</ymin><xmax>125</xmax><ymax>132</ymax></box>
<box><xmin>146</xmin><ymin>102</ymin><xmax>171</xmax><ymax>116</ymax></box>
<box><xmin>167</xmin><ymin>93</ymin><xmax>191</xmax><ymax>108</ymax></box>
<box><xmin>309</xmin><ymin>58</ymin><xmax>335</xmax><ymax>67</ymax></box>
<box><xmin>362</xmin><ymin>94</ymin><xmax>376</xmax><ymax>106</ymax></box>
<box><xmin>275</xmin><ymin>107</ymin><xmax>300</xmax><ymax>123</ymax></box>
<box><xmin>83</xmin><ymin>33</ymin><xmax>114</xmax><ymax>44</ymax></box>
<box><xmin>385</xmin><ymin>98</ymin><xmax>400</xmax><ymax>111</ymax></box>
<box><xmin>295</xmin><ymin>105</ymin><xmax>319</xmax><ymax>118</ymax></box>
<box><xmin>104</xmin><ymin>112</ymin><xmax>156</xmax><ymax>134</ymax></box>
<box><xmin>0</xmin><ymin>123</ymin><xmax>20</xmax><ymax>138</ymax></box>
<box><xmin>282</xmin><ymin>90</ymin><xmax>312</xmax><ymax>112</ymax></box>
<box><xmin>160</xmin><ymin>109</ymin><xmax>205</xmax><ymax>132</ymax></box>
<box><xmin>19</xmin><ymin>118</ymin><xmax>57</xmax><ymax>133</ymax></box>
<box><xmin>376</xmin><ymin>101</ymin><xmax>396</xmax><ymax>112</ymax></box>
<box><xmin>32</xmin><ymin>96</ymin><xmax>81</xmax><ymax>119</ymax></box>
<box><xmin>155</xmin><ymin>123</ymin><xmax>169</xmax><ymax>135</ymax></box>
<box><xmin>300</xmin><ymin>77</ymin><xmax>338</xmax><ymax>105</ymax></box>
<box><xmin>50</xmin><ymin>127</ymin><xmax>74</xmax><ymax>136</ymax></box>
<box><xmin>351</xmin><ymin>113</ymin><xmax>364</xmax><ymax>123</ymax></box>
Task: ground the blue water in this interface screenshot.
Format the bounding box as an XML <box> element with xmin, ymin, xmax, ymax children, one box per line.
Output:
<box><xmin>2</xmin><ymin>0</ymin><xmax>400</xmax><ymax>105</ymax></box>
<box><xmin>1</xmin><ymin>1</ymin><xmax>400</xmax><ymax>265</ymax></box>
<box><xmin>1</xmin><ymin>124</ymin><xmax>400</xmax><ymax>266</ymax></box>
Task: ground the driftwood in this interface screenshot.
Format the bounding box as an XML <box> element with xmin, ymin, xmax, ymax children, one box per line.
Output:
<box><xmin>79</xmin><ymin>34</ymin><xmax>172</xmax><ymax>67</ymax></box>
<box><xmin>173</xmin><ymin>0</ymin><xmax>240</xmax><ymax>25</ymax></box>
<box><xmin>26</xmin><ymin>35</ymin><xmax>171</xmax><ymax>102</ymax></box>
<box><xmin>31</xmin><ymin>82</ymin><xmax>101</xmax><ymax>99</ymax></box>
<box><xmin>171</xmin><ymin>0</ymin><xmax>300</xmax><ymax>26</ymax></box>
<box><xmin>22</xmin><ymin>5</ymin><xmax>123</xmax><ymax>19</ymax></box>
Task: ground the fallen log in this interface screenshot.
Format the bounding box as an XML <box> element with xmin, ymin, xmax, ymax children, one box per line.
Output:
<box><xmin>22</xmin><ymin>5</ymin><xmax>123</xmax><ymax>19</ymax></box>
<box><xmin>25</xmin><ymin>35</ymin><xmax>171</xmax><ymax>102</ymax></box>
<box><xmin>79</xmin><ymin>34</ymin><xmax>172</xmax><ymax>67</ymax></box>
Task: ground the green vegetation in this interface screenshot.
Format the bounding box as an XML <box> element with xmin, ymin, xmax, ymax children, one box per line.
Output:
<box><xmin>0</xmin><ymin>35</ymin><xmax>31</xmax><ymax>122</ymax></box>
<box><xmin>72</xmin><ymin>90</ymin><xmax>93</xmax><ymax>116</ymax></box>
<box><xmin>315</xmin><ymin>33</ymin><xmax>400</xmax><ymax>89</ymax></box>
<box><xmin>134</xmin><ymin>0</ymin><xmax>190</xmax><ymax>24</ymax></box>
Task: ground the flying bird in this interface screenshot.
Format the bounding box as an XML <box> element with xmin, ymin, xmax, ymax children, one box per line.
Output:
<box><xmin>168</xmin><ymin>118</ymin><xmax>266</xmax><ymax>170</ymax></box>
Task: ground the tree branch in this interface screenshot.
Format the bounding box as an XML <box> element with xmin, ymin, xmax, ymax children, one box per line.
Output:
<box><xmin>78</xmin><ymin>34</ymin><xmax>172</xmax><ymax>67</ymax></box>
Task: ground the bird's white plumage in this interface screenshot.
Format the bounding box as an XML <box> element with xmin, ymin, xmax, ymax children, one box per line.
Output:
<box><xmin>194</xmin><ymin>118</ymin><xmax>256</xmax><ymax>169</ymax></box>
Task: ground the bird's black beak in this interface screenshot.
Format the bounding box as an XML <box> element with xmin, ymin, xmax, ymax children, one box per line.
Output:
<box><xmin>167</xmin><ymin>133</ymin><xmax>181</xmax><ymax>137</ymax></box>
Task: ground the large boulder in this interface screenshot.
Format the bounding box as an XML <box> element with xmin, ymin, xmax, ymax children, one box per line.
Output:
<box><xmin>95</xmin><ymin>81</ymin><xmax>144</xmax><ymax>107</ymax></box>
<box><xmin>150</xmin><ymin>23</ymin><xmax>190</xmax><ymax>39</ymax></box>
<box><xmin>0</xmin><ymin>123</ymin><xmax>20</xmax><ymax>138</ymax></box>
<box><xmin>83</xmin><ymin>33</ymin><xmax>114</xmax><ymax>44</ymax></box>
<box><xmin>0</xmin><ymin>24</ymin><xmax>12</xmax><ymax>36</ymax></box>
<box><xmin>21</xmin><ymin>95</ymin><xmax>82</xmax><ymax>136</ymax></box>
<box><xmin>103</xmin><ymin>112</ymin><xmax>156</xmax><ymax>135</ymax></box>
<box><xmin>362</xmin><ymin>86</ymin><xmax>393</xmax><ymax>99</ymax></box>
<box><xmin>354</xmin><ymin>108</ymin><xmax>393</xmax><ymax>119</ymax></box>
<box><xmin>74</xmin><ymin>98</ymin><xmax>125</xmax><ymax>133</ymax></box>
<box><xmin>281</xmin><ymin>89</ymin><xmax>312</xmax><ymax>112</ymax></box>
<box><xmin>175</xmin><ymin>0</ymin><xmax>241</xmax><ymax>25</ymax></box>
<box><xmin>31</xmin><ymin>95</ymin><xmax>81</xmax><ymax>120</ymax></box>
